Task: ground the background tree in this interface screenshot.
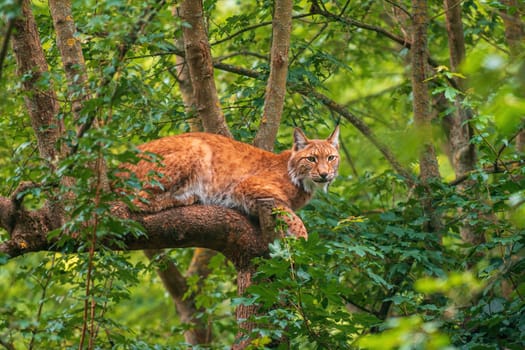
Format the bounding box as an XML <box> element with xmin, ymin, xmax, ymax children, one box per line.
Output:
<box><xmin>1</xmin><ymin>0</ymin><xmax>524</xmax><ymax>349</ymax></box>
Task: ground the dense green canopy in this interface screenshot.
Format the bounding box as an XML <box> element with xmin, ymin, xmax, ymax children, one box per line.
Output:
<box><xmin>0</xmin><ymin>0</ymin><xmax>523</xmax><ymax>349</ymax></box>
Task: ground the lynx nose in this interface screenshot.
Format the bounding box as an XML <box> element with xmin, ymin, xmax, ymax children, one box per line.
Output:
<box><xmin>319</xmin><ymin>173</ymin><xmax>328</xmax><ymax>180</ymax></box>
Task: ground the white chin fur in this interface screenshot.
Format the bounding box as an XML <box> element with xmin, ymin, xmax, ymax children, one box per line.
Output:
<box><xmin>289</xmin><ymin>168</ymin><xmax>330</xmax><ymax>193</ymax></box>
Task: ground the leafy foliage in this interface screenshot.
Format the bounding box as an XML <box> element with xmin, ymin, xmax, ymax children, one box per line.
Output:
<box><xmin>1</xmin><ymin>0</ymin><xmax>524</xmax><ymax>349</ymax></box>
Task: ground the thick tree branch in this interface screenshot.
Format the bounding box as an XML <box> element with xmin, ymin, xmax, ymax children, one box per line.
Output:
<box><xmin>0</xmin><ymin>204</ymin><xmax>269</xmax><ymax>268</ymax></box>
<box><xmin>0</xmin><ymin>197</ymin><xmax>15</xmax><ymax>233</ymax></box>
<box><xmin>11</xmin><ymin>0</ymin><xmax>63</xmax><ymax>164</ymax></box>
<box><xmin>144</xmin><ymin>249</ymin><xmax>211</xmax><ymax>344</ymax></box>
<box><xmin>411</xmin><ymin>0</ymin><xmax>442</xmax><ymax>234</ymax></box>
<box><xmin>178</xmin><ymin>0</ymin><xmax>231</xmax><ymax>137</ymax></box>
<box><xmin>411</xmin><ymin>0</ymin><xmax>440</xmax><ymax>182</ymax></box>
<box><xmin>253</xmin><ymin>0</ymin><xmax>293</xmax><ymax>151</ymax></box>
<box><xmin>49</xmin><ymin>0</ymin><xmax>91</xmax><ymax>123</ymax></box>
<box><xmin>443</xmin><ymin>0</ymin><xmax>476</xmax><ymax>180</ymax></box>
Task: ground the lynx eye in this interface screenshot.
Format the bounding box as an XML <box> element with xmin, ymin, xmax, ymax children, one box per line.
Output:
<box><xmin>327</xmin><ymin>155</ymin><xmax>337</xmax><ymax>161</ymax></box>
<box><xmin>306</xmin><ymin>156</ymin><xmax>316</xmax><ymax>162</ymax></box>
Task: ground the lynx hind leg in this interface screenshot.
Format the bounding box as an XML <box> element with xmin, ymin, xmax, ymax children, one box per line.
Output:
<box><xmin>274</xmin><ymin>206</ymin><xmax>308</xmax><ymax>239</ymax></box>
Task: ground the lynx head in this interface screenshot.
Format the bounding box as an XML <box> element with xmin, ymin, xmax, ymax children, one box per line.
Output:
<box><xmin>288</xmin><ymin>125</ymin><xmax>340</xmax><ymax>193</ymax></box>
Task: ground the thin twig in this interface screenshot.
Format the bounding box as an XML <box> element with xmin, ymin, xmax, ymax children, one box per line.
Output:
<box><xmin>28</xmin><ymin>254</ymin><xmax>57</xmax><ymax>350</ymax></box>
<box><xmin>74</xmin><ymin>0</ymin><xmax>167</xmax><ymax>152</ymax></box>
<box><xmin>449</xmin><ymin>160</ymin><xmax>524</xmax><ymax>186</ymax></box>
<box><xmin>0</xmin><ymin>0</ymin><xmax>23</xmax><ymax>81</ymax></box>
<box><xmin>210</xmin><ymin>13</ymin><xmax>312</xmax><ymax>46</ymax></box>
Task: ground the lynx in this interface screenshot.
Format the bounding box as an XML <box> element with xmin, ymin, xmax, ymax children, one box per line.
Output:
<box><xmin>123</xmin><ymin>126</ymin><xmax>340</xmax><ymax>238</ymax></box>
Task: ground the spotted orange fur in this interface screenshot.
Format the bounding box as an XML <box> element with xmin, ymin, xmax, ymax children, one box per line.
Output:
<box><xmin>122</xmin><ymin>127</ymin><xmax>340</xmax><ymax>238</ymax></box>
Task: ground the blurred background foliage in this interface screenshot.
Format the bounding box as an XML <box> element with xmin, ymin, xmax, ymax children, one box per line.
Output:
<box><xmin>0</xmin><ymin>0</ymin><xmax>524</xmax><ymax>349</ymax></box>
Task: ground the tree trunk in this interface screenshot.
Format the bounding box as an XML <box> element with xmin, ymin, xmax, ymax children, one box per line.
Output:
<box><xmin>178</xmin><ymin>0</ymin><xmax>231</xmax><ymax>137</ymax></box>
<box><xmin>500</xmin><ymin>0</ymin><xmax>524</xmax><ymax>152</ymax></box>
<box><xmin>232</xmin><ymin>267</ymin><xmax>257</xmax><ymax>350</ymax></box>
<box><xmin>11</xmin><ymin>0</ymin><xmax>68</xmax><ymax>229</ymax></box>
<box><xmin>143</xmin><ymin>249</ymin><xmax>211</xmax><ymax>345</ymax></box>
<box><xmin>253</xmin><ymin>0</ymin><xmax>293</xmax><ymax>151</ymax></box>
<box><xmin>12</xmin><ymin>0</ymin><xmax>63</xmax><ymax>165</ymax></box>
<box><xmin>49</xmin><ymin>0</ymin><xmax>90</xmax><ymax>123</ymax></box>
<box><xmin>411</xmin><ymin>0</ymin><xmax>441</xmax><ymax>231</ymax></box>
<box><xmin>443</xmin><ymin>0</ymin><xmax>476</xmax><ymax>178</ymax></box>
<box><xmin>443</xmin><ymin>0</ymin><xmax>480</xmax><ymax>244</ymax></box>
<box><xmin>500</xmin><ymin>0</ymin><xmax>524</xmax><ymax>56</ymax></box>
<box><xmin>0</xmin><ymin>204</ymin><xmax>267</xmax><ymax>261</ymax></box>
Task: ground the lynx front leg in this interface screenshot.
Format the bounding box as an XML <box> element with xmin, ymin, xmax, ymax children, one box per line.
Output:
<box><xmin>273</xmin><ymin>206</ymin><xmax>308</xmax><ymax>239</ymax></box>
<box><xmin>233</xmin><ymin>181</ymin><xmax>308</xmax><ymax>239</ymax></box>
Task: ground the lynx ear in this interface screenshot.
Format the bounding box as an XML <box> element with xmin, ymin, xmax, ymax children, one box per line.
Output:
<box><xmin>293</xmin><ymin>128</ymin><xmax>309</xmax><ymax>151</ymax></box>
<box><xmin>327</xmin><ymin>125</ymin><xmax>340</xmax><ymax>148</ymax></box>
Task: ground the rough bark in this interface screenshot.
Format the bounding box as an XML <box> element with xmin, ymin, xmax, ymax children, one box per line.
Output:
<box><xmin>500</xmin><ymin>0</ymin><xmax>524</xmax><ymax>152</ymax></box>
<box><xmin>0</xmin><ymin>203</ymin><xmax>267</xmax><ymax>267</ymax></box>
<box><xmin>10</xmin><ymin>0</ymin><xmax>70</xmax><ymax>232</ymax></box>
<box><xmin>175</xmin><ymin>49</ymin><xmax>202</xmax><ymax>132</ymax></box>
<box><xmin>411</xmin><ymin>0</ymin><xmax>440</xmax><ymax>182</ymax></box>
<box><xmin>443</xmin><ymin>0</ymin><xmax>476</xmax><ymax>179</ymax></box>
<box><xmin>253</xmin><ymin>0</ymin><xmax>293</xmax><ymax>151</ymax></box>
<box><xmin>442</xmin><ymin>0</ymin><xmax>482</xmax><ymax>244</ymax></box>
<box><xmin>232</xmin><ymin>267</ymin><xmax>257</xmax><ymax>350</ymax></box>
<box><xmin>49</xmin><ymin>0</ymin><xmax>90</xmax><ymax>123</ymax></box>
<box><xmin>172</xmin><ymin>6</ymin><xmax>202</xmax><ymax>133</ymax></box>
<box><xmin>178</xmin><ymin>0</ymin><xmax>231</xmax><ymax>137</ymax></box>
<box><xmin>411</xmin><ymin>0</ymin><xmax>441</xmax><ymax>231</ymax></box>
<box><xmin>500</xmin><ymin>0</ymin><xmax>525</xmax><ymax>56</ymax></box>
<box><xmin>11</xmin><ymin>0</ymin><xmax>63</xmax><ymax>165</ymax></box>
<box><xmin>232</xmin><ymin>198</ymin><xmax>282</xmax><ymax>349</ymax></box>
<box><xmin>0</xmin><ymin>197</ymin><xmax>16</xmax><ymax>233</ymax></box>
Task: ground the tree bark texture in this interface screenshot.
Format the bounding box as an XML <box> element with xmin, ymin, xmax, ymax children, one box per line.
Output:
<box><xmin>500</xmin><ymin>0</ymin><xmax>524</xmax><ymax>152</ymax></box>
<box><xmin>171</xmin><ymin>4</ymin><xmax>202</xmax><ymax>133</ymax></box>
<box><xmin>178</xmin><ymin>0</ymin><xmax>231</xmax><ymax>137</ymax></box>
<box><xmin>253</xmin><ymin>0</ymin><xmax>293</xmax><ymax>151</ymax></box>
<box><xmin>0</xmin><ymin>203</ymin><xmax>269</xmax><ymax>268</ymax></box>
<box><xmin>11</xmin><ymin>0</ymin><xmax>62</xmax><ymax>165</ymax></box>
<box><xmin>411</xmin><ymin>0</ymin><xmax>442</xmax><ymax>234</ymax></box>
<box><xmin>49</xmin><ymin>0</ymin><xmax>90</xmax><ymax>122</ymax></box>
<box><xmin>500</xmin><ymin>0</ymin><xmax>525</xmax><ymax>56</ymax></box>
<box><xmin>232</xmin><ymin>267</ymin><xmax>257</xmax><ymax>350</ymax></box>
<box><xmin>175</xmin><ymin>48</ymin><xmax>202</xmax><ymax>132</ymax></box>
<box><xmin>443</xmin><ymin>0</ymin><xmax>476</xmax><ymax>179</ymax></box>
<box><xmin>443</xmin><ymin>0</ymin><xmax>483</xmax><ymax>244</ymax></box>
<box><xmin>411</xmin><ymin>0</ymin><xmax>440</xmax><ymax>183</ymax></box>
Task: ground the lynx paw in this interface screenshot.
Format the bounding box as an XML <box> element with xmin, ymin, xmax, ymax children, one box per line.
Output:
<box><xmin>276</xmin><ymin>208</ymin><xmax>308</xmax><ymax>239</ymax></box>
<box><xmin>286</xmin><ymin>218</ymin><xmax>308</xmax><ymax>239</ymax></box>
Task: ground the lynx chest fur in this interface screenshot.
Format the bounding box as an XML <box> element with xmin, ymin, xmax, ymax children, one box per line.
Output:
<box><xmin>125</xmin><ymin>127</ymin><xmax>340</xmax><ymax>238</ymax></box>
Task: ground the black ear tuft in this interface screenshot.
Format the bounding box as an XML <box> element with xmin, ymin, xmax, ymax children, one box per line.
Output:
<box><xmin>327</xmin><ymin>125</ymin><xmax>340</xmax><ymax>148</ymax></box>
